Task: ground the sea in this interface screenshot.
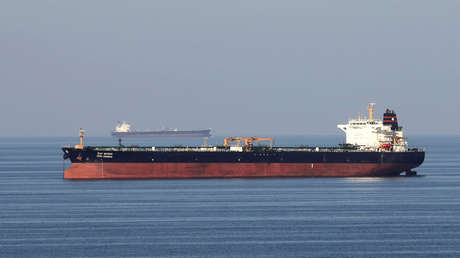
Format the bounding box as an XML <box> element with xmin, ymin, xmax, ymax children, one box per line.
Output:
<box><xmin>0</xmin><ymin>135</ymin><xmax>459</xmax><ymax>258</ymax></box>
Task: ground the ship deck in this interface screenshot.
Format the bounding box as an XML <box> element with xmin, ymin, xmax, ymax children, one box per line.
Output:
<box><xmin>64</xmin><ymin>145</ymin><xmax>424</xmax><ymax>153</ymax></box>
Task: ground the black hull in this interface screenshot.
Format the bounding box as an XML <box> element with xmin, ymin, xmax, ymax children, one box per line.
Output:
<box><xmin>63</xmin><ymin>147</ymin><xmax>425</xmax><ymax>165</ymax></box>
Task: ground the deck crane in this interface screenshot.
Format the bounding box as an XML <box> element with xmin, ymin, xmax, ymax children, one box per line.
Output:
<box><xmin>223</xmin><ymin>137</ymin><xmax>274</xmax><ymax>149</ymax></box>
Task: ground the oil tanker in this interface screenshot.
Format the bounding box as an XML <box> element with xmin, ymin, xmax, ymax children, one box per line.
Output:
<box><xmin>62</xmin><ymin>104</ymin><xmax>424</xmax><ymax>179</ymax></box>
<box><xmin>111</xmin><ymin>122</ymin><xmax>211</xmax><ymax>138</ymax></box>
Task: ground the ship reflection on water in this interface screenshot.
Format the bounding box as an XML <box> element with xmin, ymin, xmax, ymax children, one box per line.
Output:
<box><xmin>344</xmin><ymin>177</ymin><xmax>387</xmax><ymax>183</ymax></box>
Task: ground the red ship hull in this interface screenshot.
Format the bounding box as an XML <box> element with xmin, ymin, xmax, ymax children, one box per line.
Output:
<box><xmin>64</xmin><ymin>162</ymin><xmax>417</xmax><ymax>179</ymax></box>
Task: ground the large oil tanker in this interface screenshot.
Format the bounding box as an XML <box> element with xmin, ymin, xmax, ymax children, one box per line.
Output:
<box><xmin>62</xmin><ymin>104</ymin><xmax>424</xmax><ymax>179</ymax></box>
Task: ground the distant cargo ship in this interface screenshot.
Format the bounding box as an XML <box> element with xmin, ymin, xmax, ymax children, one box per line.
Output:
<box><xmin>63</xmin><ymin>103</ymin><xmax>424</xmax><ymax>179</ymax></box>
<box><xmin>111</xmin><ymin>122</ymin><xmax>211</xmax><ymax>138</ymax></box>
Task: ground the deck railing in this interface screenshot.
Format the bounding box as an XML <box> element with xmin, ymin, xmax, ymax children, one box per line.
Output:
<box><xmin>79</xmin><ymin>146</ymin><xmax>424</xmax><ymax>153</ymax></box>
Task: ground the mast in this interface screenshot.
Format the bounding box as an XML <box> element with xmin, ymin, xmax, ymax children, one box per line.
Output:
<box><xmin>75</xmin><ymin>128</ymin><xmax>85</xmax><ymax>149</ymax></box>
<box><xmin>368</xmin><ymin>103</ymin><xmax>376</xmax><ymax>121</ymax></box>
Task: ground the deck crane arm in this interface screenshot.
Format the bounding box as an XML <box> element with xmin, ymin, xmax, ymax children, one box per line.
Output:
<box><xmin>223</xmin><ymin>137</ymin><xmax>245</xmax><ymax>147</ymax></box>
<box><xmin>248</xmin><ymin>137</ymin><xmax>274</xmax><ymax>148</ymax></box>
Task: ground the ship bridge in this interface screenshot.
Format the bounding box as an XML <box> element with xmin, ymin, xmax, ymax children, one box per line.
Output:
<box><xmin>337</xmin><ymin>103</ymin><xmax>408</xmax><ymax>152</ymax></box>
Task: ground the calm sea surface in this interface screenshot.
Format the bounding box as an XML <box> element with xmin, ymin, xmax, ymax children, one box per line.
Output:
<box><xmin>0</xmin><ymin>136</ymin><xmax>459</xmax><ymax>258</ymax></box>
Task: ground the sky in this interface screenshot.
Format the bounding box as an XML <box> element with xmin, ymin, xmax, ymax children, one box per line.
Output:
<box><xmin>1</xmin><ymin>0</ymin><xmax>459</xmax><ymax>136</ymax></box>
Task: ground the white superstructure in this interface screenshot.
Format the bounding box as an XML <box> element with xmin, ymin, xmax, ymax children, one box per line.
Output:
<box><xmin>114</xmin><ymin>121</ymin><xmax>131</xmax><ymax>132</ymax></box>
<box><xmin>337</xmin><ymin>103</ymin><xmax>408</xmax><ymax>152</ymax></box>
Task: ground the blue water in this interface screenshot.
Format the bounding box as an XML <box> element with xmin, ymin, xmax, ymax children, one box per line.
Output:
<box><xmin>0</xmin><ymin>136</ymin><xmax>459</xmax><ymax>257</ymax></box>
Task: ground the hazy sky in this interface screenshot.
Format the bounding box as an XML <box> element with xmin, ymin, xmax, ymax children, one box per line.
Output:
<box><xmin>1</xmin><ymin>1</ymin><xmax>459</xmax><ymax>136</ymax></box>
